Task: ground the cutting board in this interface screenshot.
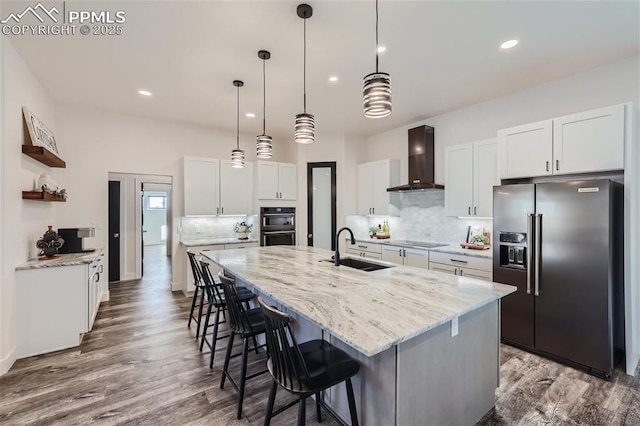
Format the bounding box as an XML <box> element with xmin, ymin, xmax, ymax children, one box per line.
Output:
<box><xmin>460</xmin><ymin>243</ymin><xmax>491</xmax><ymax>250</ymax></box>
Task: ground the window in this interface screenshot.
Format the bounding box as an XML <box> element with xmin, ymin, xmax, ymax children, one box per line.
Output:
<box><xmin>148</xmin><ymin>195</ymin><xmax>167</xmax><ymax>210</ymax></box>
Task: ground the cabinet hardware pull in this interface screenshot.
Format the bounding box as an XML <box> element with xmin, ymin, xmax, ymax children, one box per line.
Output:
<box><xmin>450</xmin><ymin>258</ymin><xmax>468</xmax><ymax>264</ymax></box>
<box><xmin>358</xmin><ymin>245</ymin><xmax>367</xmax><ymax>249</ymax></box>
<box><xmin>468</xmin><ymin>207</ymin><xmax>471</xmax><ymax>215</ymax></box>
<box><xmin>221</xmin><ymin>207</ymin><xmax>224</xmax><ymax>214</ymax></box>
<box><xmin>556</xmin><ymin>160</ymin><xmax>559</xmax><ymax>171</ymax></box>
<box><xmin>546</xmin><ymin>161</ymin><xmax>549</xmax><ymax>172</ymax></box>
<box><xmin>454</xmin><ymin>269</ymin><xmax>458</xmax><ymax>275</ymax></box>
<box><xmin>474</xmin><ymin>207</ymin><xmax>477</xmax><ymax>215</ymax></box>
<box><xmin>403</xmin><ymin>249</ymin><xmax>406</xmax><ymax>257</ymax></box>
<box><xmin>399</xmin><ymin>249</ymin><xmax>402</xmax><ymax>257</ymax></box>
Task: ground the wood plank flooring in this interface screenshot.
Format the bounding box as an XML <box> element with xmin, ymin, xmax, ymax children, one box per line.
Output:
<box><xmin>1</xmin><ymin>245</ymin><xmax>638</xmax><ymax>425</ymax></box>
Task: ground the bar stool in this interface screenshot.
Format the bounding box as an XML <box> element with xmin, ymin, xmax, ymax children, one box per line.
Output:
<box><xmin>257</xmin><ymin>296</ymin><xmax>360</xmax><ymax>426</ymax></box>
<box><xmin>198</xmin><ymin>261</ymin><xmax>254</xmax><ymax>369</ymax></box>
<box><xmin>219</xmin><ymin>274</ymin><xmax>269</xmax><ymax>419</ymax></box>
<box><xmin>186</xmin><ymin>251</ymin><xmax>207</xmax><ymax>339</ymax></box>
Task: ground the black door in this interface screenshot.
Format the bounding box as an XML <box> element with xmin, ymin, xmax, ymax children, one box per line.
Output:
<box><xmin>307</xmin><ymin>162</ymin><xmax>337</xmax><ymax>250</ymax></box>
<box><xmin>108</xmin><ymin>181</ymin><xmax>120</xmax><ymax>281</ymax></box>
<box><xmin>140</xmin><ymin>183</ymin><xmax>144</xmax><ymax>277</ymax></box>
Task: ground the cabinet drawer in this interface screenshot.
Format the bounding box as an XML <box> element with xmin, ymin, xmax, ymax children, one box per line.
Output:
<box><xmin>428</xmin><ymin>251</ymin><xmax>491</xmax><ymax>272</ymax></box>
<box><xmin>428</xmin><ymin>262</ymin><xmax>458</xmax><ymax>275</ymax></box>
<box><xmin>460</xmin><ymin>267</ymin><xmax>492</xmax><ymax>281</ymax></box>
<box><xmin>351</xmin><ymin>241</ymin><xmax>382</xmax><ymax>255</ymax></box>
<box><xmin>347</xmin><ymin>248</ymin><xmax>382</xmax><ymax>260</ymax></box>
<box><xmin>225</xmin><ymin>242</ymin><xmax>259</xmax><ymax>250</ymax></box>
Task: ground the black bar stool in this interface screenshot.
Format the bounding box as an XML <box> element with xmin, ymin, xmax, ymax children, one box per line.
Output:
<box><xmin>257</xmin><ymin>296</ymin><xmax>360</xmax><ymax>426</ymax></box>
<box><xmin>219</xmin><ymin>274</ymin><xmax>269</xmax><ymax>419</ymax></box>
<box><xmin>198</xmin><ymin>261</ymin><xmax>254</xmax><ymax>369</ymax></box>
<box><xmin>186</xmin><ymin>251</ymin><xmax>207</xmax><ymax>339</ymax></box>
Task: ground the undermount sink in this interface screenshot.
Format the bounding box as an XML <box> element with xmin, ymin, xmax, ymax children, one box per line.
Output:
<box><xmin>322</xmin><ymin>257</ymin><xmax>393</xmax><ymax>272</ymax></box>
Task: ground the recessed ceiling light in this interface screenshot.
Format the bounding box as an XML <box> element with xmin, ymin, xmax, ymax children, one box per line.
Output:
<box><xmin>245</xmin><ymin>113</ymin><xmax>256</xmax><ymax>118</ymax></box>
<box><xmin>500</xmin><ymin>39</ymin><xmax>518</xmax><ymax>50</ymax></box>
<box><xmin>329</xmin><ymin>76</ymin><xmax>338</xmax><ymax>82</ymax></box>
<box><xmin>138</xmin><ymin>90</ymin><xmax>152</xmax><ymax>96</ymax></box>
<box><xmin>377</xmin><ymin>46</ymin><xmax>386</xmax><ymax>53</ymax></box>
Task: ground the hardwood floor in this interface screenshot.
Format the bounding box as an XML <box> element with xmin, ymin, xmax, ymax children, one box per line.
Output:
<box><xmin>1</xmin><ymin>246</ymin><xmax>638</xmax><ymax>425</ymax></box>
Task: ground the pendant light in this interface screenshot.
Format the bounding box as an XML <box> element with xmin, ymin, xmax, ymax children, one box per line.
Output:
<box><xmin>256</xmin><ymin>50</ymin><xmax>273</xmax><ymax>158</ymax></box>
<box><xmin>363</xmin><ymin>0</ymin><xmax>392</xmax><ymax>118</ymax></box>
<box><xmin>231</xmin><ymin>80</ymin><xmax>245</xmax><ymax>168</ymax></box>
<box><xmin>294</xmin><ymin>4</ymin><xmax>315</xmax><ymax>144</ymax></box>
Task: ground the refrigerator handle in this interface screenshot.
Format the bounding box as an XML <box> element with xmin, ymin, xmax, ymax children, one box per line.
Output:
<box><xmin>534</xmin><ymin>213</ymin><xmax>542</xmax><ymax>297</ymax></box>
<box><xmin>526</xmin><ymin>213</ymin><xmax>534</xmax><ymax>295</ymax></box>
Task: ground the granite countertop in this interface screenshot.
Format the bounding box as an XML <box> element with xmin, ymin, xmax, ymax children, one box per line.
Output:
<box><xmin>202</xmin><ymin>246</ymin><xmax>514</xmax><ymax>357</ymax></box>
<box><xmin>16</xmin><ymin>249</ymin><xmax>104</xmax><ymax>271</ymax></box>
<box><xmin>180</xmin><ymin>237</ymin><xmax>259</xmax><ymax>247</ymax></box>
<box><xmin>355</xmin><ymin>238</ymin><xmax>492</xmax><ymax>259</ymax></box>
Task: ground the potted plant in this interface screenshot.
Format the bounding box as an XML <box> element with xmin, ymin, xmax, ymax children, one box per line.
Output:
<box><xmin>472</xmin><ymin>234</ymin><xmax>490</xmax><ymax>246</ymax></box>
<box><xmin>369</xmin><ymin>226</ymin><xmax>379</xmax><ymax>238</ymax></box>
<box><xmin>234</xmin><ymin>221</ymin><xmax>253</xmax><ymax>240</ymax></box>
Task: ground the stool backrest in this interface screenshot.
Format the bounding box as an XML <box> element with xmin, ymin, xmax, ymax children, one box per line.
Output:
<box><xmin>219</xmin><ymin>273</ymin><xmax>257</xmax><ymax>335</ymax></box>
<box><xmin>187</xmin><ymin>251</ymin><xmax>203</xmax><ymax>287</ymax></box>
<box><xmin>199</xmin><ymin>261</ymin><xmax>225</xmax><ymax>305</ymax></box>
<box><xmin>257</xmin><ymin>296</ymin><xmax>311</xmax><ymax>392</ymax></box>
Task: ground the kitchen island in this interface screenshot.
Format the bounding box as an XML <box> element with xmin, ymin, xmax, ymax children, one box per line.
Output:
<box><xmin>202</xmin><ymin>246</ymin><xmax>515</xmax><ymax>425</ymax></box>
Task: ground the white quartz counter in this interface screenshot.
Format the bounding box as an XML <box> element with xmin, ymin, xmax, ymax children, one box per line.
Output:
<box><xmin>202</xmin><ymin>246</ymin><xmax>514</xmax><ymax>357</ymax></box>
<box><xmin>180</xmin><ymin>237</ymin><xmax>259</xmax><ymax>247</ymax></box>
<box><xmin>356</xmin><ymin>238</ymin><xmax>492</xmax><ymax>259</ymax></box>
<box><xmin>16</xmin><ymin>249</ymin><xmax>104</xmax><ymax>271</ymax></box>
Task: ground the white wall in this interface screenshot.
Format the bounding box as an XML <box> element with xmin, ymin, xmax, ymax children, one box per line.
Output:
<box><xmin>0</xmin><ymin>39</ymin><xmax>57</xmax><ymax>374</ymax></box>
<box><xmin>143</xmin><ymin>191</ymin><xmax>168</xmax><ymax>246</ymax></box>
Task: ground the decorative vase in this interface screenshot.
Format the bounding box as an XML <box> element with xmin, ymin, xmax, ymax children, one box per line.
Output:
<box><xmin>36</xmin><ymin>225</ymin><xmax>64</xmax><ymax>258</ymax></box>
<box><xmin>37</xmin><ymin>174</ymin><xmax>57</xmax><ymax>192</ymax></box>
<box><xmin>236</xmin><ymin>226</ymin><xmax>250</xmax><ymax>240</ymax></box>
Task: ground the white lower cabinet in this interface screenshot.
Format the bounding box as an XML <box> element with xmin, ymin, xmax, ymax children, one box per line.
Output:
<box><xmin>346</xmin><ymin>248</ymin><xmax>382</xmax><ymax>260</ymax></box>
<box><xmin>381</xmin><ymin>246</ymin><xmax>430</xmax><ymax>269</ymax></box>
<box><xmin>428</xmin><ymin>251</ymin><xmax>492</xmax><ymax>281</ymax></box>
<box><xmin>347</xmin><ymin>241</ymin><xmax>383</xmax><ymax>260</ymax></box>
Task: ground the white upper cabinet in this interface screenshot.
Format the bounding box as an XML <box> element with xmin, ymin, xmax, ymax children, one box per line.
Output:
<box><xmin>220</xmin><ymin>160</ymin><xmax>253</xmax><ymax>215</ymax></box>
<box><xmin>553</xmin><ymin>104</ymin><xmax>625</xmax><ymax>175</ymax></box>
<box><xmin>498</xmin><ymin>120</ymin><xmax>553</xmax><ymax>179</ymax></box>
<box><xmin>357</xmin><ymin>159</ymin><xmax>400</xmax><ymax>216</ymax></box>
<box><xmin>184</xmin><ymin>157</ymin><xmax>253</xmax><ymax>216</ymax></box>
<box><xmin>497</xmin><ymin>103</ymin><xmax>628</xmax><ymax>180</ymax></box>
<box><xmin>184</xmin><ymin>157</ymin><xmax>219</xmax><ymax>215</ymax></box>
<box><xmin>445</xmin><ymin>139</ymin><xmax>497</xmax><ymax>217</ymax></box>
<box><xmin>257</xmin><ymin>161</ymin><xmax>297</xmax><ymax>200</ymax></box>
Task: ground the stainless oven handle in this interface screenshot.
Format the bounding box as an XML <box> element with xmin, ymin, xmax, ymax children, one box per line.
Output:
<box><xmin>261</xmin><ymin>213</ymin><xmax>295</xmax><ymax>217</ymax></box>
<box><xmin>262</xmin><ymin>231</ymin><xmax>296</xmax><ymax>235</ymax></box>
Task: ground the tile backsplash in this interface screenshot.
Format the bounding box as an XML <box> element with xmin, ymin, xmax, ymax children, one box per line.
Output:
<box><xmin>346</xmin><ymin>191</ymin><xmax>492</xmax><ymax>243</ymax></box>
<box><xmin>180</xmin><ymin>215</ymin><xmax>258</xmax><ymax>240</ymax></box>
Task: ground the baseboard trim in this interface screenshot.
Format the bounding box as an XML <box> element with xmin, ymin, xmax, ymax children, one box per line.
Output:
<box><xmin>627</xmin><ymin>351</ymin><xmax>640</xmax><ymax>376</ymax></box>
<box><xmin>101</xmin><ymin>290</ymin><xmax>110</xmax><ymax>302</ymax></box>
<box><xmin>171</xmin><ymin>281</ymin><xmax>183</xmax><ymax>293</ymax></box>
<box><xmin>0</xmin><ymin>345</ymin><xmax>17</xmax><ymax>376</ymax></box>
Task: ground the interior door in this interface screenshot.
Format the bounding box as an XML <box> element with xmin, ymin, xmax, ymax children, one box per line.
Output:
<box><xmin>108</xmin><ymin>181</ymin><xmax>120</xmax><ymax>281</ymax></box>
<box><xmin>140</xmin><ymin>182</ymin><xmax>144</xmax><ymax>277</ymax></box>
<box><xmin>307</xmin><ymin>162</ymin><xmax>336</xmax><ymax>250</ymax></box>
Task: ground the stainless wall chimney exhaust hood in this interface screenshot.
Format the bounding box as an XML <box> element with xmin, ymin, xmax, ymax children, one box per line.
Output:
<box><xmin>387</xmin><ymin>125</ymin><xmax>444</xmax><ymax>192</ymax></box>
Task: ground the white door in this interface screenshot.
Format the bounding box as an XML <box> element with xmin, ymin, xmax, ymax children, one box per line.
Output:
<box><xmin>553</xmin><ymin>104</ymin><xmax>625</xmax><ymax>175</ymax></box>
<box><xmin>371</xmin><ymin>160</ymin><xmax>392</xmax><ymax>215</ymax></box>
<box><xmin>444</xmin><ymin>143</ymin><xmax>473</xmax><ymax>216</ymax></box>
<box><xmin>220</xmin><ymin>160</ymin><xmax>253</xmax><ymax>215</ymax></box>
<box><xmin>403</xmin><ymin>248</ymin><xmax>429</xmax><ymax>269</ymax></box>
<box><xmin>278</xmin><ymin>163</ymin><xmax>298</xmax><ymax>200</ymax></box>
<box><xmin>497</xmin><ymin>120</ymin><xmax>553</xmax><ymax>179</ymax></box>
<box><xmin>381</xmin><ymin>245</ymin><xmax>404</xmax><ymax>265</ymax></box>
<box><xmin>428</xmin><ymin>262</ymin><xmax>458</xmax><ymax>275</ymax></box>
<box><xmin>257</xmin><ymin>161</ymin><xmax>279</xmax><ymax>200</ymax></box>
<box><xmin>473</xmin><ymin>139</ymin><xmax>498</xmax><ymax>217</ymax></box>
<box><xmin>357</xmin><ymin>163</ymin><xmax>373</xmax><ymax>215</ymax></box>
<box><xmin>184</xmin><ymin>157</ymin><xmax>219</xmax><ymax>215</ymax></box>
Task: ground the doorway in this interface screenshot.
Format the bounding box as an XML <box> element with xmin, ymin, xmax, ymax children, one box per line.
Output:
<box><xmin>141</xmin><ymin>183</ymin><xmax>172</xmax><ymax>279</ymax></box>
<box><xmin>307</xmin><ymin>162</ymin><xmax>337</xmax><ymax>250</ymax></box>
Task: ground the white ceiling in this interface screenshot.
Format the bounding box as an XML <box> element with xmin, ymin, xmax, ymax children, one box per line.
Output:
<box><xmin>6</xmin><ymin>1</ymin><xmax>639</xmax><ymax>141</ymax></box>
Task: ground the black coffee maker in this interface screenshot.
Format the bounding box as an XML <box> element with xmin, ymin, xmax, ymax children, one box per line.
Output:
<box><xmin>57</xmin><ymin>228</ymin><xmax>96</xmax><ymax>253</ymax></box>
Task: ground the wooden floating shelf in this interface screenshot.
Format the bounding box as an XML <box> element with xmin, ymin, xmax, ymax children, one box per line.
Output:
<box><xmin>22</xmin><ymin>191</ymin><xmax>66</xmax><ymax>202</ymax></box>
<box><xmin>22</xmin><ymin>145</ymin><xmax>66</xmax><ymax>168</ymax></box>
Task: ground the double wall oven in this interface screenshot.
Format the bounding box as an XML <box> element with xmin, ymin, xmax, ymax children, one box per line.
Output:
<box><xmin>260</xmin><ymin>207</ymin><xmax>296</xmax><ymax>246</ymax></box>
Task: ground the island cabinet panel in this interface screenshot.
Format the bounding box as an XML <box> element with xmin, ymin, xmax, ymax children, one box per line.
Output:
<box><xmin>396</xmin><ymin>301</ymin><xmax>499</xmax><ymax>425</ymax></box>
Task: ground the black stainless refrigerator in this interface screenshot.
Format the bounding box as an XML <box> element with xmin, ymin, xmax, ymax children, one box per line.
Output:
<box><xmin>493</xmin><ymin>179</ymin><xmax>624</xmax><ymax>378</ymax></box>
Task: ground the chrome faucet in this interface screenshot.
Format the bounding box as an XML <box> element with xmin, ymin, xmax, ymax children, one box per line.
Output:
<box><xmin>334</xmin><ymin>227</ymin><xmax>356</xmax><ymax>266</ymax></box>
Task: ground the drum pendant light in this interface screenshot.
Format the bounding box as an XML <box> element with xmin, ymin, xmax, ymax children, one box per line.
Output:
<box><xmin>231</xmin><ymin>80</ymin><xmax>245</xmax><ymax>168</ymax></box>
<box><xmin>363</xmin><ymin>0</ymin><xmax>392</xmax><ymax>118</ymax></box>
<box><xmin>256</xmin><ymin>50</ymin><xmax>273</xmax><ymax>158</ymax></box>
<box><xmin>294</xmin><ymin>4</ymin><xmax>315</xmax><ymax>144</ymax></box>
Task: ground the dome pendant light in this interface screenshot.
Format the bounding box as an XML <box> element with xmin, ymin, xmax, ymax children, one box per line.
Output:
<box><xmin>231</xmin><ymin>80</ymin><xmax>245</xmax><ymax>168</ymax></box>
<box><xmin>363</xmin><ymin>0</ymin><xmax>392</xmax><ymax>118</ymax></box>
<box><xmin>294</xmin><ymin>4</ymin><xmax>315</xmax><ymax>144</ymax></box>
<box><xmin>256</xmin><ymin>50</ymin><xmax>273</xmax><ymax>159</ymax></box>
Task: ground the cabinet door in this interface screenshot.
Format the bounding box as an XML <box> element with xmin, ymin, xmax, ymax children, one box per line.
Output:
<box><xmin>460</xmin><ymin>267</ymin><xmax>492</xmax><ymax>281</ymax></box>
<box><xmin>497</xmin><ymin>120</ymin><xmax>552</xmax><ymax>179</ymax></box>
<box><xmin>428</xmin><ymin>262</ymin><xmax>458</xmax><ymax>275</ymax></box>
<box><xmin>362</xmin><ymin>252</ymin><xmax>382</xmax><ymax>260</ymax></box>
<box><xmin>403</xmin><ymin>248</ymin><xmax>429</xmax><ymax>269</ymax></box>
<box><xmin>184</xmin><ymin>157</ymin><xmax>219</xmax><ymax>215</ymax></box>
<box><xmin>257</xmin><ymin>161</ymin><xmax>280</xmax><ymax>200</ymax></box>
<box><xmin>220</xmin><ymin>160</ymin><xmax>253</xmax><ymax>215</ymax></box>
<box><xmin>371</xmin><ymin>160</ymin><xmax>392</xmax><ymax>215</ymax></box>
<box><xmin>357</xmin><ymin>163</ymin><xmax>373</xmax><ymax>215</ymax></box>
<box><xmin>278</xmin><ymin>163</ymin><xmax>298</xmax><ymax>200</ymax></box>
<box><xmin>553</xmin><ymin>104</ymin><xmax>625</xmax><ymax>175</ymax></box>
<box><xmin>473</xmin><ymin>139</ymin><xmax>498</xmax><ymax>217</ymax></box>
<box><xmin>444</xmin><ymin>143</ymin><xmax>473</xmax><ymax>216</ymax></box>
<box><xmin>381</xmin><ymin>245</ymin><xmax>404</xmax><ymax>265</ymax></box>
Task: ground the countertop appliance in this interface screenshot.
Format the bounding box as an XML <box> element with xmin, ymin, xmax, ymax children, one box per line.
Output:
<box><xmin>260</xmin><ymin>207</ymin><xmax>295</xmax><ymax>246</ymax></box>
<box><xmin>493</xmin><ymin>180</ymin><xmax>624</xmax><ymax>378</ymax></box>
<box><xmin>387</xmin><ymin>125</ymin><xmax>444</xmax><ymax>192</ymax></box>
<box><xmin>57</xmin><ymin>228</ymin><xmax>96</xmax><ymax>254</ymax></box>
